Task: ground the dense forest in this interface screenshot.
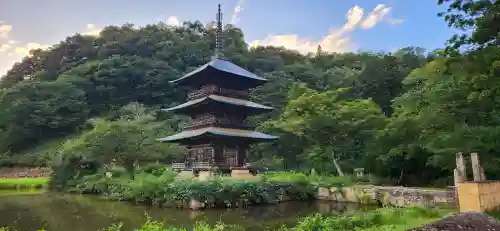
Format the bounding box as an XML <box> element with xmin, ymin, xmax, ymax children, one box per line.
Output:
<box><xmin>0</xmin><ymin>0</ymin><xmax>498</xmax><ymax>187</ymax></box>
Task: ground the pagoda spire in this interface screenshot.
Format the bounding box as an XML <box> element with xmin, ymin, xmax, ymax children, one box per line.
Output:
<box><xmin>213</xmin><ymin>4</ymin><xmax>224</xmax><ymax>60</ymax></box>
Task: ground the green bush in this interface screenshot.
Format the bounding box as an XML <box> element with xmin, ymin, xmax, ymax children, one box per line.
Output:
<box><xmin>135</xmin><ymin>164</ymin><xmax>171</xmax><ymax>176</ymax></box>
<box><xmin>67</xmin><ymin>170</ymin><xmax>315</xmax><ymax>208</ymax></box>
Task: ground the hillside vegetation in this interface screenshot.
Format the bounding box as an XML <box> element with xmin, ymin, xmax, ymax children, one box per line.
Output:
<box><xmin>1</xmin><ymin>0</ymin><xmax>499</xmax><ymax>187</ymax></box>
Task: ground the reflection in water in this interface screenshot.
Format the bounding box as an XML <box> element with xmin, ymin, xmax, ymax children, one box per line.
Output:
<box><xmin>0</xmin><ymin>193</ymin><xmax>376</xmax><ymax>231</ymax></box>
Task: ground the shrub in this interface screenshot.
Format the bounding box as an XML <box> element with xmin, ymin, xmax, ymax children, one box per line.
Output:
<box><xmin>67</xmin><ymin>170</ymin><xmax>316</xmax><ymax>208</ymax></box>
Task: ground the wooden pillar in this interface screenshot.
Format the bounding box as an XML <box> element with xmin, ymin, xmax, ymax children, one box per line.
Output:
<box><xmin>471</xmin><ymin>153</ymin><xmax>482</xmax><ymax>181</ymax></box>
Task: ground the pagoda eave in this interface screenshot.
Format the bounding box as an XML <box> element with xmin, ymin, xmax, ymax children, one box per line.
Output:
<box><xmin>157</xmin><ymin>126</ymin><xmax>278</xmax><ymax>144</ymax></box>
<box><xmin>169</xmin><ymin>59</ymin><xmax>268</xmax><ymax>89</ymax></box>
<box><xmin>162</xmin><ymin>95</ymin><xmax>273</xmax><ymax>115</ymax></box>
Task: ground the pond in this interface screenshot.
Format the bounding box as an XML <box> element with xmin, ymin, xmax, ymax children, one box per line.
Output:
<box><xmin>0</xmin><ymin>192</ymin><xmax>376</xmax><ymax>231</ymax></box>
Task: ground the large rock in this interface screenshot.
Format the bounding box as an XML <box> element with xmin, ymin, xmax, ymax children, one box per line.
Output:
<box><xmin>409</xmin><ymin>212</ymin><xmax>500</xmax><ymax>231</ymax></box>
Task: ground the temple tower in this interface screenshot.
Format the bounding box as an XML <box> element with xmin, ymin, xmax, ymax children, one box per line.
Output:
<box><xmin>158</xmin><ymin>4</ymin><xmax>278</xmax><ymax>176</ymax></box>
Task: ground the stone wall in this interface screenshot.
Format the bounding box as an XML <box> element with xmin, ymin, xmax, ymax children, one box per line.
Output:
<box><xmin>316</xmin><ymin>185</ymin><xmax>456</xmax><ymax>207</ymax></box>
<box><xmin>457</xmin><ymin>181</ymin><xmax>500</xmax><ymax>212</ymax></box>
<box><xmin>0</xmin><ymin>167</ymin><xmax>51</xmax><ymax>178</ymax></box>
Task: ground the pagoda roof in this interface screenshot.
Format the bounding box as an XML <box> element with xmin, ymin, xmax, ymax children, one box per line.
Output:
<box><xmin>163</xmin><ymin>95</ymin><xmax>273</xmax><ymax>113</ymax></box>
<box><xmin>170</xmin><ymin>59</ymin><xmax>267</xmax><ymax>86</ymax></box>
<box><xmin>157</xmin><ymin>127</ymin><xmax>278</xmax><ymax>142</ymax></box>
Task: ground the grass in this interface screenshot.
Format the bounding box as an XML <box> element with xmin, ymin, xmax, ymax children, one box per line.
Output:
<box><xmin>0</xmin><ymin>177</ymin><xmax>49</xmax><ymax>190</ymax></box>
<box><xmin>0</xmin><ymin>189</ymin><xmax>46</xmax><ymax>197</ymax></box>
<box><xmin>284</xmin><ymin>206</ymin><xmax>453</xmax><ymax>231</ymax></box>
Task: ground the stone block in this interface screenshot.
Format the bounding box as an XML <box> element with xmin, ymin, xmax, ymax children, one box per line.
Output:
<box><xmin>197</xmin><ymin>171</ymin><xmax>213</xmax><ymax>181</ymax></box>
<box><xmin>230</xmin><ymin>169</ymin><xmax>254</xmax><ymax>180</ymax></box>
<box><xmin>176</xmin><ymin>170</ymin><xmax>195</xmax><ymax>179</ymax></box>
<box><xmin>317</xmin><ymin>187</ymin><xmax>330</xmax><ymax>199</ymax></box>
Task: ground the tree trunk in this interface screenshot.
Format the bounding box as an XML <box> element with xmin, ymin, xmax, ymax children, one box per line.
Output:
<box><xmin>332</xmin><ymin>152</ymin><xmax>344</xmax><ymax>176</ymax></box>
<box><xmin>397</xmin><ymin>168</ymin><xmax>404</xmax><ymax>185</ymax></box>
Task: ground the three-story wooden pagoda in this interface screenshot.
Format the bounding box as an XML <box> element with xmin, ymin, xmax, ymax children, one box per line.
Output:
<box><xmin>158</xmin><ymin>4</ymin><xmax>278</xmax><ymax>175</ymax></box>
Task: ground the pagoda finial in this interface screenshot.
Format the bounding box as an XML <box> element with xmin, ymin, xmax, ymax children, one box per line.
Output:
<box><xmin>213</xmin><ymin>4</ymin><xmax>224</xmax><ymax>60</ymax></box>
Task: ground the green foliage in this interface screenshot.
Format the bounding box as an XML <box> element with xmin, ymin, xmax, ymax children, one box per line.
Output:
<box><xmin>272</xmin><ymin>85</ymin><xmax>386</xmax><ymax>174</ymax></box>
<box><xmin>0</xmin><ymin>81</ymin><xmax>89</xmax><ymax>153</ymax></box>
<box><xmin>2</xmin><ymin>0</ymin><xmax>500</xmax><ymax>187</ymax></box>
<box><xmin>66</xmin><ymin>170</ymin><xmax>315</xmax><ymax>208</ymax></box>
<box><xmin>0</xmin><ymin>20</ymin><xmax>431</xmax><ymax>177</ymax></box>
<box><xmin>57</xmin><ymin>55</ymin><xmax>183</xmax><ymax>115</ymax></box>
<box><xmin>49</xmin><ymin>104</ymin><xmax>183</xmax><ymax>190</ymax></box>
<box><xmin>437</xmin><ymin>0</ymin><xmax>500</xmax><ymax>52</ymax></box>
<box><xmin>285</xmin><ymin>206</ymin><xmax>446</xmax><ymax>231</ymax></box>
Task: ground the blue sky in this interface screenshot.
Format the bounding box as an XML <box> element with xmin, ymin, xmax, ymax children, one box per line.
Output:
<box><xmin>0</xmin><ymin>0</ymin><xmax>455</xmax><ymax>76</ymax></box>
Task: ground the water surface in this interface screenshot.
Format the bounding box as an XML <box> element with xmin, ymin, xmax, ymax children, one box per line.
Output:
<box><xmin>0</xmin><ymin>193</ymin><xmax>376</xmax><ymax>230</ymax></box>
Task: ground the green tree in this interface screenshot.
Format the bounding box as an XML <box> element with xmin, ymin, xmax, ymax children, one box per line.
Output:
<box><xmin>57</xmin><ymin>55</ymin><xmax>183</xmax><ymax>115</ymax></box>
<box><xmin>438</xmin><ymin>0</ymin><xmax>500</xmax><ymax>51</ymax></box>
<box><xmin>275</xmin><ymin>84</ymin><xmax>386</xmax><ymax>174</ymax></box>
<box><xmin>0</xmin><ymin>81</ymin><xmax>89</xmax><ymax>153</ymax></box>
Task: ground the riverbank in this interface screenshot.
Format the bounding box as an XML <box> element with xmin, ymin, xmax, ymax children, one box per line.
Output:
<box><xmin>53</xmin><ymin>167</ymin><xmax>457</xmax><ymax>210</ymax></box>
<box><xmin>0</xmin><ymin>206</ymin><xmax>453</xmax><ymax>231</ymax></box>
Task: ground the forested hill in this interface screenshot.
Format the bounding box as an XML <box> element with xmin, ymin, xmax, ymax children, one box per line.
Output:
<box><xmin>1</xmin><ymin>0</ymin><xmax>500</xmax><ymax>187</ymax></box>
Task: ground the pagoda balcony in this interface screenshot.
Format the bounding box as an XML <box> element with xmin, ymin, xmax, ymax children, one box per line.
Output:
<box><xmin>181</xmin><ymin>114</ymin><xmax>252</xmax><ymax>130</ymax></box>
<box><xmin>187</xmin><ymin>85</ymin><xmax>249</xmax><ymax>100</ymax></box>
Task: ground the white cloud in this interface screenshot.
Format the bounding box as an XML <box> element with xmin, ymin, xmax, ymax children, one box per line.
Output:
<box><xmin>386</xmin><ymin>18</ymin><xmax>404</xmax><ymax>25</ymax></box>
<box><xmin>166</xmin><ymin>16</ymin><xmax>180</xmax><ymax>27</ymax></box>
<box><xmin>0</xmin><ymin>23</ymin><xmax>13</xmax><ymax>38</ymax></box>
<box><xmin>0</xmin><ymin>43</ymin><xmax>11</xmax><ymax>52</ymax></box>
<box><xmin>343</xmin><ymin>6</ymin><xmax>365</xmax><ymax>31</ymax></box>
<box><xmin>249</xmin><ymin>5</ymin><xmax>365</xmax><ymax>54</ymax></box>
<box><xmin>0</xmin><ymin>40</ymin><xmax>18</xmax><ymax>54</ymax></box>
<box><xmin>1</xmin><ymin>23</ymin><xmax>92</xmax><ymax>77</ymax></box>
<box><xmin>359</xmin><ymin>4</ymin><xmax>391</xmax><ymax>29</ymax></box>
<box><xmin>15</xmin><ymin>42</ymin><xmax>50</xmax><ymax>56</ymax></box>
<box><xmin>82</xmin><ymin>23</ymin><xmax>102</xmax><ymax>36</ymax></box>
<box><xmin>0</xmin><ymin>41</ymin><xmax>51</xmax><ymax>77</ymax></box>
<box><xmin>231</xmin><ymin>0</ymin><xmax>245</xmax><ymax>25</ymax></box>
<box><xmin>250</xmin><ymin>4</ymin><xmax>401</xmax><ymax>54</ymax></box>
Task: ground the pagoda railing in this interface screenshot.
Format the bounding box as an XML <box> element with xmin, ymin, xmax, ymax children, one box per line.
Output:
<box><xmin>182</xmin><ymin>114</ymin><xmax>252</xmax><ymax>130</ymax></box>
<box><xmin>172</xmin><ymin>162</ymin><xmax>186</xmax><ymax>170</ymax></box>
<box><xmin>187</xmin><ymin>85</ymin><xmax>249</xmax><ymax>100</ymax></box>
<box><xmin>171</xmin><ymin>161</ymin><xmax>229</xmax><ymax>170</ymax></box>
